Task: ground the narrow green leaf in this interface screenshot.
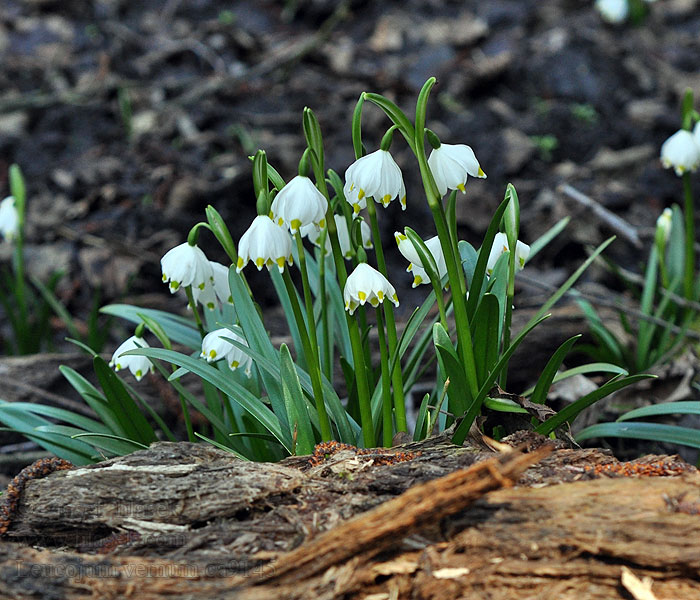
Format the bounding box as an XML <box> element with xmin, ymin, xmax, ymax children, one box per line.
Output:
<box><xmin>576</xmin><ymin>421</ymin><xmax>700</xmax><ymax>449</ymax></box>
<box><xmin>528</xmin><ymin>217</ymin><xmax>569</xmax><ymax>260</ymax></box>
<box><xmin>522</xmin><ymin>362</ymin><xmax>627</xmax><ymax>396</ymax></box>
<box><xmin>433</xmin><ymin>323</ymin><xmax>468</xmax><ymax>417</ymax></box>
<box><xmin>93</xmin><ymin>356</ymin><xmax>157</xmax><ymax>445</ymax></box>
<box><xmin>473</xmin><ymin>294</ymin><xmax>500</xmax><ymax>386</ymax></box>
<box><xmin>100</xmin><ymin>304</ymin><xmax>200</xmax><ymax>349</ymax></box>
<box><xmin>617</xmin><ymin>401</ymin><xmax>700</xmax><ymax>421</ymax></box>
<box><xmin>128</xmin><ymin>347</ymin><xmax>291</xmax><ymax>451</ymax></box>
<box><xmin>279</xmin><ymin>344</ymin><xmax>315</xmax><ymax>455</ymax></box>
<box><xmin>536</xmin><ymin>374</ymin><xmax>654</xmax><ymax>436</ymax></box>
<box><xmin>530</xmin><ymin>335</ymin><xmax>581</xmax><ymax>405</ymax></box>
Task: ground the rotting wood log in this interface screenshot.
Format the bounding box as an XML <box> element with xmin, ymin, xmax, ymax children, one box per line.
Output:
<box><xmin>0</xmin><ymin>435</ymin><xmax>698</xmax><ymax>599</ymax></box>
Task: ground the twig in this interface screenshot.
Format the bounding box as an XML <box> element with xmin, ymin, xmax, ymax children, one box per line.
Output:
<box><xmin>559</xmin><ymin>184</ymin><xmax>643</xmax><ymax>249</ymax></box>
<box><xmin>251</xmin><ymin>446</ymin><xmax>550</xmax><ymax>585</ymax></box>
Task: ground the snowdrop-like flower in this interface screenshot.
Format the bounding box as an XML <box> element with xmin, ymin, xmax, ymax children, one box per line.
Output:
<box><xmin>302</xmin><ymin>215</ymin><xmax>373</xmax><ymax>258</ymax></box>
<box><xmin>237</xmin><ymin>215</ymin><xmax>293</xmax><ymax>273</ymax></box>
<box><xmin>344</xmin><ymin>149</ymin><xmax>406</xmax><ymax>213</ymax></box>
<box><xmin>694</xmin><ymin>121</ymin><xmax>700</xmax><ymax>150</ymax></box>
<box><xmin>109</xmin><ymin>335</ymin><xmax>153</xmax><ymax>382</ymax></box>
<box><xmin>595</xmin><ymin>0</ymin><xmax>629</xmax><ymax>23</ymax></box>
<box><xmin>394</xmin><ymin>232</ymin><xmax>447</xmax><ymax>287</ymax></box>
<box><xmin>201</xmin><ymin>328</ymin><xmax>252</xmax><ymax>375</ymax></box>
<box><xmin>660</xmin><ymin>129</ymin><xmax>700</xmax><ymax>176</ymax></box>
<box><xmin>427</xmin><ymin>144</ymin><xmax>486</xmax><ymax>196</ymax></box>
<box><xmin>344</xmin><ymin>263</ymin><xmax>399</xmax><ymax>315</ymax></box>
<box><xmin>270</xmin><ymin>175</ymin><xmax>328</xmax><ymax>234</ymax></box>
<box><xmin>194</xmin><ymin>261</ymin><xmax>233</xmax><ymax>310</ymax></box>
<box><xmin>161</xmin><ymin>242</ymin><xmax>214</xmax><ymax>295</ymax></box>
<box><xmin>486</xmin><ymin>232</ymin><xmax>530</xmax><ymax>276</ymax></box>
<box><xmin>0</xmin><ymin>196</ymin><xmax>19</xmax><ymax>242</ymax></box>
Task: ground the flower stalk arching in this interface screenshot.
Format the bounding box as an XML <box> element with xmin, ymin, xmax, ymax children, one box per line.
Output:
<box><xmin>414</xmin><ymin>78</ymin><xmax>480</xmax><ymax>402</ymax></box>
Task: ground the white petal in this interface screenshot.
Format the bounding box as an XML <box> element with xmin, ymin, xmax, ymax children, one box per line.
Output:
<box><xmin>0</xmin><ymin>196</ymin><xmax>19</xmax><ymax>241</ymax></box>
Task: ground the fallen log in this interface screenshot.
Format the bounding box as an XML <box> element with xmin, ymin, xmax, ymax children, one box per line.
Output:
<box><xmin>0</xmin><ymin>435</ymin><xmax>698</xmax><ymax>599</ymax></box>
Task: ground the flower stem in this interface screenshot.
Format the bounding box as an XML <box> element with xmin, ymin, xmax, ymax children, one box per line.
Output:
<box><xmin>184</xmin><ymin>285</ymin><xmax>206</xmax><ymax>338</ymax></box>
<box><xmin>375</xmin><ymin>307</ymin><xmax>393</xmax><ymax>446</ymax></box>
<box><xmin>682</xmin><ymin>172</ymin><xmax>695</xmax><ymax>301</ymax></box>
<box><xmin>282</xmin><ymin>266</ymin><xmax>332</xmax><ymax>442</ymax></box>
<box><xmin>499</xmin><ymin>250</ymin><xmax>517</xmax><ymax>389</ymax></box>
<box><xmin>365</xmin><ymin>200</ymin><xmax>407</xmax><ymax>432</ymax></box>
<box><xmin>317</xmin><ymin>237</ymin><xmax>332</xmax><ymax>380</ymax></box>
<box><xmin>322</xmin><ymin>187</ymin><xmax>374</xmax><ymax>446</ymax></box>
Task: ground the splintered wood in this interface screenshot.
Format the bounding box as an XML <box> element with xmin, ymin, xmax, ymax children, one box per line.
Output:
<box><xmin>1</xmin><ymin>438</ymin><xmax>699</xmax><ymax>599</ymax></box>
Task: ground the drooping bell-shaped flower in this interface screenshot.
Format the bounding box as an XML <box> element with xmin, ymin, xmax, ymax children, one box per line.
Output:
<box><xmin>0</xmin><ymin>196</ymin><xmax>19</xmax><ymax>242</ymax></box>
<box><xmin>394</xmin><ymin>232</ymin><xmax>447</xmax><ymax>287</ymax></box>
<box><xmin>343</xmin><ymin>262</ymin><xmax>399</xmax><ymax>315</ymax></box>
<box><xmin>660</xmin><ymin>129</ymin><xmax>700</xmax><ymax>176</ymax></box>
<box><xmin>109</xmin><ymin>335</ymin><xmax>153</xmax><ymax>382</ymax></box>
<box><xmin>486</xmin><ymin>232</ymin><xmax>530</xmax><ymax>276</ymax></box>
<box><xmin>201</xmin><ymin>328</ymin><xmax>252</xmax><ymax>375</ymax></box>
<box><xmin>595</xmin><ymin>0</ymin><xmax>629</xmax><ymax>23</ymax></box>
<box><xmin>236</xmin><ymin>215</ymin><xmax>293</xmax><ymax>273</ymax></box>
<box><xmin>161</xmin><ymin>242</ymin><xmax>214</xmax><ymax>295</ymax></box>
<box><xmin>427</xmin><ymin>143</ymin><xmax>486</xmax><ymax>196</ymax></box>
<box><xmin>344</xmin><ymin>149</ymin><xmax>406</xmax><ymax>213</ymax></box>
<box><xmin>270</xmin><ymin>175</ymin><xmax>328</xmax><ymax>234</ymax></box>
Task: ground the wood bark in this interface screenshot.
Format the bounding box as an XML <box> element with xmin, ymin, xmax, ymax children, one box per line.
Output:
<box><xmin>1</xmin><ymin>435</ymin><xmax>699</xmax><ymax>599</ymax></box>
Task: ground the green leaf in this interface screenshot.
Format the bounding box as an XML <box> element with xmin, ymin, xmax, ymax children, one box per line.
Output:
<box><xmin>452</xmin><ymin>313</ymin><xmax>551</xmax><ymax>445</ymax></box>
<box><xmin>576</xmin><ymin>421</ymin><xmax>700</xmax><ymax>449</ymax></box>
<box><xmin>529</xmin><ymin>335</ymin><xmax>581</xmax><ymax>405</ymax></box>
<box><xmin>194</xmin><ymin>432</ymin><xmax>248</xmax><ymax>460</ymax></box>
<box><xmin>129</xmin><ymin>347</ymin><xmax>291</xmax><ymax>451</ymax></box>
<box><xmin>472</xmin><ymin>294</ymin><xmax>500</xmax><ymax>386</ymax></box>
<box><xmin>69</xmin><ymin>431</ymin><xmax>149</xmax><ymax>454</ymax></box>
<box><xmin>59</xmin><ymin>365</ymin><xmax>125</xmax><ymax>436</ymax></box>
<box><xmin>433</xmin><ymin>323</ymin><xmax>468</xmax><ymax>417</ymax></box>
<box><xmin>93</xmin><ymin>356</ymin><xmax>157</xmax><ymax>445</ymax></box>
<box><xmin>483</xmin><ymin>397</ymin><xmax>529</xmax><ymax>414</ymax></box>
<box><xmin>467</xmin><ymin>196</ymin><xmax>510</xmax><ymax>318</ymax></box>
<box><xmin>522</xmin><ymin>362</ymin><xmax>628</xmax><ymax>396</ymax></box>
<box><xmin>279</xmin><ymin>344</ymin><xmax>315</xmax><ymax>455</ymax></box>
<box><xmin>0</xmin><ymin>401</ymin><xmax>110</xmax><ymax>434</ymax></box>
<box><xmin>228</xmin><ymin>266</ymin><xmax>288</xmax><ymax>431</ymax></box>
<box><xmin>458</xmin><ymin>241</ymin><xmax>478</xmax><ymax>289</ymax></box>
<box><xmin>617</xmin><ymin>401</ymin><xmax>700</xmax><ymax>421</ymax></box>
<box><xmin>100</xmin><ymin>304</ymin><xmax>200</xmax><ymax>349</ymax></box>
<box><xmin>0</xmin><ymin>405</ymin><xmax>95</xmax><ymax>464</ymax></box>
<box><xmin>536</xmin><ymin>374</ymin><xmax>654</xmax><ymax>436</ymax></box>
<box><xmin>528</xmin><ymin>217</ymin><xmax>570</xmax><ymax>260</ymax></box>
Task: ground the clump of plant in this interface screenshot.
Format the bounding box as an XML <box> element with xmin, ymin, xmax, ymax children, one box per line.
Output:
<box><xmin>0</xmin><ymin>165</ymin><xmax>108</xmax><ymax>355</ymax></box>
<box><xmin>576</xmin><ymin>90</ymin><xmax>700</xmax><ymax>451</ymax></box>
<box><xmin>0</xmin><ymin>79</ymin><xmax>649</xmax><ymax>463</ymax></box>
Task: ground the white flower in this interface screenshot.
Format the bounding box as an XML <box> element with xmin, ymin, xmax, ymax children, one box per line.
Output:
<box><xmin>394</xmin><ymin>232</ymin><xmax>447</xmax><ymax>287</ymax></box>
<box><xmin>201</xmin><ymin>328</ymin><xmax>252</xmax><ymax>375</ymax></box>
<box><xmin>236</xmin><ymin>215</ymin><xmax>293</xmax><ymax>273</ymax></box>
<box><xmin>109</xmin><ymin>335</ymin><xmax>153</xmax><ymax>382</ymax></box>
<box><xmin>660</xmin><ymin>129</ymin><xmax>700</xmax><ymax>176</ymax></box>
<box><xmin>427</xmin><ymin>144</ymin><xmax>486</xmax><ymax>197</ymax></box>
<box><xmin>344</xmin><ymin>149</ymin><xmax>406</xmax><ymax>213</ymax></box>
<box><xmin>194</xmin><ymin>262</ymin><xmax>233</xmax><ymax>310</ymax></box>
<box><xmin>270</xmin><ymin>175</ymin><xmax>328</xmax><ymax>234</ymax></box>
<box><xmin>486</xmin><ymin>232</ymin><xmax>530</xmax><ymax>276</ymax></box>
<box><xmin>694</xmin><ymin>121</ymin><xmax>700</xmax><ymax>149</ymax></box>
<box><xmin>343</xmin><ymin>263</ymin><xmax>399</xmax><ymax>315</ymax></box>
<box><xmin>595</xmin><ymin>0</ymin><xmax>629</xmax><ymax>23</ymax></box>
<box><xmin>0</xmin><ymin>196</ymin><xmax>19</xmax><ymax>242</ymax></box>
<box><xmin>161</xmin><ymin>242</ymin><xmax>214</xmax><ymax>295</ymax></box>
<box><xmin>303</xmin><ymin>214</ymin><xmax>372</xmax><ymax>258</ymax></box>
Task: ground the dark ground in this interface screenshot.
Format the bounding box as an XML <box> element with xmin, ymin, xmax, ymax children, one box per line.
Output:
<box><xmin>0</xmin><ymin>0</ymin><xmax>699</xmax><ymax>467</ymax></box>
